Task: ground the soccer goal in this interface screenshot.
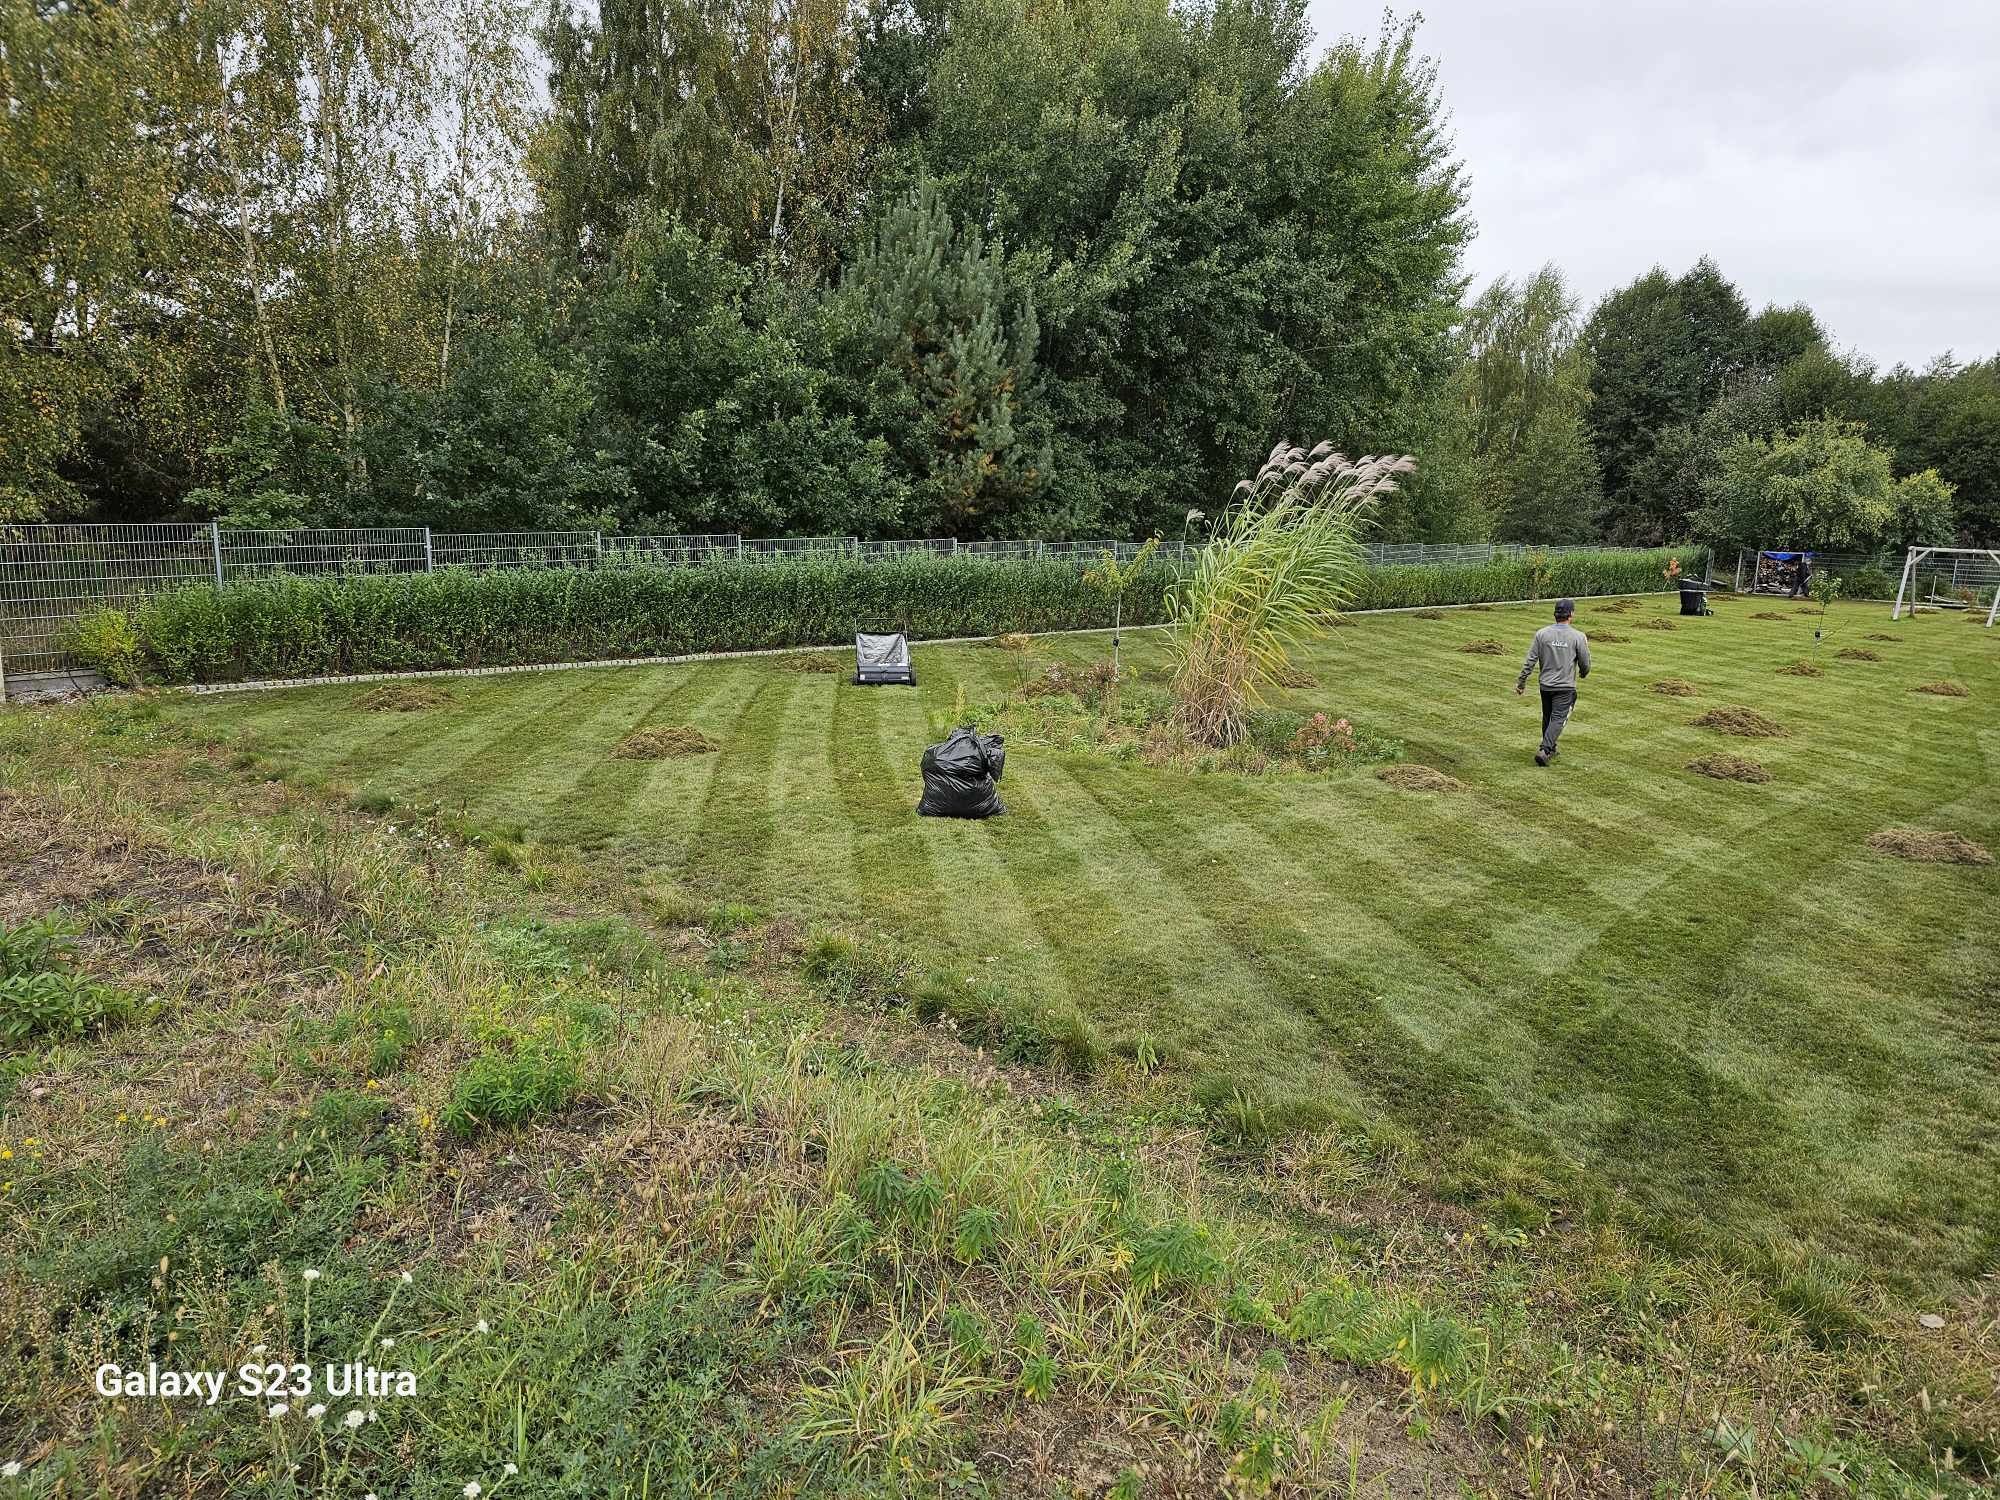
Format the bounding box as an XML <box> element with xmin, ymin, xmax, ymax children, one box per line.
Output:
<box><xmin>1890</xmin><ymin>546</ymin><xmax>2000</xmax><ymax>626</ymax></box>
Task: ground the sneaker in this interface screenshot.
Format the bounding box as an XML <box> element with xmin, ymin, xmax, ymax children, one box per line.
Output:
<box><xmin>1534</xmin><ymin>750</ymin><xmax>1550</xmax><ymax>766</ymax></box>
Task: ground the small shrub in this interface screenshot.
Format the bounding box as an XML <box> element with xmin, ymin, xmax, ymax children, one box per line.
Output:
<box><xmin>441</xmin><ymin>1018</ymin><xmax>583</xmax><ymax>1133</ymax></box>
<box><xmin>1912</xmin><ymin>680</ymin><xmax>1969</xmax><ymax>697</ymax></box>
<box><xmin>58</xmin><ymin>607</ymin><xmax>143</xmax><ymax>686</ymax></box>
<box><xmin>1687</xmin><ymin>754</ymin><xmax>1771</xmax><ymax>784</ymax></box>
<box><xmin>1691</xmin><ymin>707</ymin><xmax>1788</xmax><ymax>737</ymax></box>
<box><xmin>613</xmin><ymin>724</ymin><xmax>720</xmax><ymax>759</ymax></box>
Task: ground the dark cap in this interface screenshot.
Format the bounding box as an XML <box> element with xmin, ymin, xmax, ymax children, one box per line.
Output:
<box><xmin>1553</xmin><ymin>598</ymin><xmax>1575</xmax><ymax>620</ymax></box>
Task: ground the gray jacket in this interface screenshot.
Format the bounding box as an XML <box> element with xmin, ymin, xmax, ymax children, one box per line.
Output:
<box><xmin>1517</xmin><ymin>622</ymin><xmax>1591</xmax><ymax>691</ymax></box>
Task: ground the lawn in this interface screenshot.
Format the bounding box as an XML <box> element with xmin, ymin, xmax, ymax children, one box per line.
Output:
<box><xmin>171</xmin><ymin>593</ymin><xmax>2000</xmax><ymax>1292</ymax></box>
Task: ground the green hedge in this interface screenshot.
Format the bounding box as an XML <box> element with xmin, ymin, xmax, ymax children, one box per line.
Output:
<box><xmin>117</xmin><ymin>546</ymin><xmax>1706</xmax><ymax>685</ymax></box>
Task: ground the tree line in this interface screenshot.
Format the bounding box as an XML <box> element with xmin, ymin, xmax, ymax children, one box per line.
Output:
<box><xmin>4</xmin><ymin>0</ymin><xmax>1994</xmax><ymax>551</ymax></box>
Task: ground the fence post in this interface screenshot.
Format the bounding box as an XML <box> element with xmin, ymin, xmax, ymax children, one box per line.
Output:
<box><xmin>422</xmin><ymin>527</ymin><xmax>435</xmax><ymax>572</ymax></box>
<box><xmin>594</xmin><ymin>531</ymin><xmax>604</xmax><ymax>567</ymax></box>
<box><xmin>209</xmin><ymin>521</ymin><xmax>224</xmax><ymax>587</ymax></box>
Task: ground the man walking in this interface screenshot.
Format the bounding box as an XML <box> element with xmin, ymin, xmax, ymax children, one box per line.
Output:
<box><xmin>1515</xmin><ymin>598</ymin><xmax>1591</xmax><ymax>766</ymax></box>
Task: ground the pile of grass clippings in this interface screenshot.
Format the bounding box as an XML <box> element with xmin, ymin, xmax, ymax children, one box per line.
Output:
<box><xmin>1461</xmin><ymin>603</ymin><xmax>1494</xmax><ymax>612</ymax></box>
<box><xmin>1457</xmin><ymin>639</ymin><xmax>1504</xmax><ymax>655</ymax></box>
<box><xmin>1866</xmin><ymin>828</ymin><xmax>1993</xmax><ymax>866</ymax></box>
<box><xmin>773</xmin><ymin>651</ymin><xmax>842</xmax><ymax>674</ymax></box>
<box><xmin>1411</xmin><ymin>608</ymin><xmax>1447</xmax><ymax>620</ymax></box>
<box><xmin>1864</xmin><ymin>632</ymin><xmax>1902</xmax><ymax>642</ymax></box>
<box><xmin>353</xmin><ymin>682</ymin><xmax>453</xmax><ymax>712</ymax></box>
<box><xmin>1377</xmin><ymin>764</ymin><xmax>1465</xmax><ymax>793</ymax></box>
<box><xmin>1751</xmin><ymin>611</ymin><xmax>1792</xmax><ymax>621</ymax></box>
<box><xmin>1913</xmin><ymin>680</ymin><xmax>1969</xmax><ymax>697</ymax></box>
<box><xmin>1268</xmin><ymin>663</ymin><xmax>1320</xmax><ymax>689</ymax></box>
<box><xmin>1637</xmin><ymin>618</ymin><xmax>1678</xmax><ymax>631</ymax></box>
<box><xmin>1777</xmin><ymin>660</ymin><xmax>1823</xmax><ymax>677</ymax></box>
<box><xmin>1836</xmin><ymin>648</ymin><xmax>1882</xmax><ymax>662</ymax></box>
<box><xmin>1590</xmin><ymin>631</ymin><xmax>1631</xmax><ymax>643</ymax></box>
<box><xmin>1687</xmin><ymin>753</ymin><xmax>1772</xmax><ymax>783</ymax></box>
<box><xmin>613</xmin><ymin>725</ymin><xmax>720</xmax><ymax>760</ymax></box>
<box><xmin>1650</xmin><ymin>678</ymin><xmax>1698</xmax><ymax>697</ymax></box>
<box><xmin>1691</xmin><ymin>706</ymin><xmax>1789</xmax><ymax>738</ymax></box>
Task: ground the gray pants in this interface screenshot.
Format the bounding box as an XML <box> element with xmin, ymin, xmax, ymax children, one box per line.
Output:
<box><xmin>1539</xmin><ymin>688</ymin><xmax>1576</xmax><ymax>756</ymax></box>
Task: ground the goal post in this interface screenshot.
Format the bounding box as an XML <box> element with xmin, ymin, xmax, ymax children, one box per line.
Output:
<box><xmin>1891</xmin><ymin>545</ymin><xmax>2000</xmax><ymax>626</ymax></box>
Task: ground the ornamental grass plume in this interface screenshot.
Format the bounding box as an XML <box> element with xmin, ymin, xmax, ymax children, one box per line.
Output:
<box><xmin>1168</xmin><ymin>443</ymin><xmax>1413</xmax><ymax>746</ymax></box>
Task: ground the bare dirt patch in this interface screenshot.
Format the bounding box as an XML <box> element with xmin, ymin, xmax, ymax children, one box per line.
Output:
<box><xmin>1913</xmin><ymin>680</ymin><xmax>1969</xmax><ymax>697</ymax></box>
<box><xmin>1837</xmin><ymin>648</ymin><xmax>1882</xmax><ymax>662</ymax></box>
<box><xmin>613</xmin><ymin>725</ymin><xmax>721</xmax><ymax>759</ymax></box>
<box><xmin>1377</xmin><ymin>765</ymin><xmax>1466</xmax><ymax>793</ymax></box>
<box><xmin>354</xmin><ymin>682</ymin><xmax>453</xmax><ymax>711</ymax></box>
<box><xmin>1688</xmin><ymin>753</ymin><xmax>1772</xmax><ymax>784</ymax></box>
<box><xmin>1650</xmin><ymin>678</ymin><xmax>1698</xmax><ymax>697</ymax></box>
<box><xmin>1456</xmin><ymin>639</ymin><xmax>1503</xmax><ymax>655</ymax></box>
<box><xmin>1691</xmin><ymin>706</ymin><xmax>1789</xmax><ymax>738</ymax></box>
<box><xmin>1866</xmin><ymin>828</ymin><xmax>1993</xmax><ymax>866</ymax></box>
<box><xmin>1777</xmin><ymin>660</ymin><xmax>1823</xmax><ymax>677</ymax></box>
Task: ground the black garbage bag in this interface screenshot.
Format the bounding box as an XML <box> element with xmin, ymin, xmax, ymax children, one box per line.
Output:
<box><xmin>917</xmin><ymin>727</ymin><xmax>1006</xmax><ymax>818</ymax></box>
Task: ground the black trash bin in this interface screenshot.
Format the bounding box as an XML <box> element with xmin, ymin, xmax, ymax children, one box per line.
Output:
<box><xmin>1678</xmin><ymin>583</ymin><xmax>1710</xmax><ymax>617</ymax></box>
<box><xmin>917</xmin><ymin>727</ymin><xmax>1006</xmax><ymax>818</ymax></box>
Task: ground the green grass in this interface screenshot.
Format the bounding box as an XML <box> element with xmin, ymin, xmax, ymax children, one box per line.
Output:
<box><xmin>163</xmin><ymin>596</ymin><xmax>2000</xmax><ymax>1293</ymax></box>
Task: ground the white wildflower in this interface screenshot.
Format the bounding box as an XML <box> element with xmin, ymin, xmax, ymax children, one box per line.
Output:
<box><xmin>504</xmin><ymin>1462</ymin><xmax>518</xmax><ymax>1475</ymax></box>
<box><xmin>379</xmin><ymin>1337</ymin><xmax>395</xmax><ymax>1350</ymax></box>
<box><xmin>301</xmin><ymin>1268</ymin><xmax>321</xmax><ymax>1281</ymax></box>
<box><xmin>2</xmin><ymin>1461</ymin><xmax>22</xmax><ymax>1477</ymax></box>
<box><xmin>344</xmin><ymin>1409</ymin><xmax>366</xmax><ymax>1429</ymax></box>
<box><xmin>306</xmin><ymin>1403</ymin><xmax>326</xmax><ymax>1420</ymax></box>
<box><xmin>268</xmin><ymin>1403</ymin><xmax>289</xmax><ymax>1418</ymax></box>
<box><xmin>464</xmin><ymin>1485</ymin><xmax>482</xmax><ymax>1498</ymax></box>
<box><xmin>475</xmin><ymin>1319</ymin><xmax>489</xmax><ymax>1334</ymax></box>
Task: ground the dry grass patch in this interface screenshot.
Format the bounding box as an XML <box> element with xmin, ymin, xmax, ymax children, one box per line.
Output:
<box><xmin>1637</xmin><ymin>618</ymin><xmax>1678</xmax><ymax>631</ymax></box>
<box><xmin>1750</xmin><ymin>611</ymin><xmax>1792</xmax><ymax>621</ymax></box>
<box><xmin>1837</xmin><ymin>648</ymin><xmax>1882</xmax><ymax>662</ymax></box>
<box><xmin>613</xmin><ymin>725</ymin><xmax>720</xmax><ymax>760</ymax></box>
<box><xmin>1913</xmin><ymin>680</ymin><xmax>1969</xmax><ymax>697</ymax></box>
<box><xmin>1650</xmin><ymin>678</ymin><xmax>1698</xmax><ymax>697</ymax></box>
<box><xmin>1691</xmin><ymin>706</ymin><xmax>1789</xmax><ymax>738</ymax></box>
<box><xmin>1866</xmin><ymin>828</ymin><xmax>1993</xmax><ymax>866</ymax></box>
<box><xmin>1376</xmin><ymin>764</ymin><xmax>1465</xmax><ymax>793</ymax></box>
<box><xmin>1687</xmin><ymin>753</ymin><xmax>1772</xmax><ymax>784</ymax></box>
<box><xmin>353</xmin><ymin>682</ymin><xmax>453</xmax><ymax>712</ymax></box>
<box><xmin>1777</xmin><ymin>660</ymin><xmax>1823</xmax><ymax>677</ymax></box>
<box><xmin>772</xmin><ymin>652</ymin><xmax>842</xmax><ymax>674</ymax></box>
<box><xmin>1457</xmin><ymin>639</ymin><xmax>1503</xmax><ymax>655</ymax></box>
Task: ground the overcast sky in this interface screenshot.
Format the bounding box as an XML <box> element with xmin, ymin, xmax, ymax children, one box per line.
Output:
<box><xmin>1305</xmin><ymin>2</ymin><xmax>2000</xmax><ymax>370</ymax></box>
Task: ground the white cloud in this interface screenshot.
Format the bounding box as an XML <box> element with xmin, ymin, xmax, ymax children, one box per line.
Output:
<box><xmin>1305</xmin><ymin>0</ymin><xmax>2000</xmax><ymax>367</ymax></box>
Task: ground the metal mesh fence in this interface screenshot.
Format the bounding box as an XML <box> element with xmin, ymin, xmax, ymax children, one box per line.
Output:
<box><xmin>433</xmin><ymin>531</ymin><xmax>600</xmax><ymax>570</ymax></box>
<box><xmin>220</xmin><ymin>527</ymin><xmax>429</xmax><ymax>579</ymax></box>
<box><xmin>1</xmin><ymin>524</ymin><xmax>1722</xmax><ymax>682</ymax></box>
<box><xmin>0</xmin><ymin>523</ymin><xmax>218</xmax><ymax>673</ymax></box>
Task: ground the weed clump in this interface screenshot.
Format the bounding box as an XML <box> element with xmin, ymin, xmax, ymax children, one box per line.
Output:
<box><xmin>1691</xmin><ymin>706</ymin><xmax>1788</xmax><ymax>738</ymax></box>
<box><xmin>354</xmin><ymin>682</ymin><xmax>452</xmax><ymax>712</ymax></box>
<box><xmin>1687</xmin><ymin>754</ymin><xmax>1771</xmax><ymax>784</ymax></box>
<box><xmin>1637</xmin><ymin>618</ymin><xmax>1677</xmax><ymax>631</ymax></box>
<box><xmin>1750</xmin><ymin>611</ymin><xmax>1792</xmax><ymax>621</ymax></box>
<box><xmin>442</xmin><ymin>1018</ymin><xmax>583</xmax><ymax>1133</ymax></box>
<box><xmin>1776</xmin><ymin>660</ymin><xmax>1822</xmax><ymax>677</ymax></box>
<box><xmin>1017</xmin><ymin>659</ymin><xmax>1118</xmax><ymax>704</ymax></box>
<box><xmin>1650</xmin><ymin>678</ymin><xmax>1698</xmax><ymax>696</ymax></box>
<box><xmin>1866</xmin><ymin>828</ymin><xmax>1992</xmax><ymax>865</ymax></box>
<box><xmin>1377</xmin><ymin>764</ymin><xmax>1465</xmax><ymax>793</ymax></box>
<box><xmin>1913</xmin><ymin>680</ymin><xmax>1969</xmax><ymax>697</ymax></box>
<box><xmin>1457</xmin><ymin>639</ymin><xmax>1503</xmax><ymax>655</ymax></box>
<box><xmin>772</xmin><ymin>652</ymin><xmax>841</xmax><ymax>674</ymax></box>
<box><xmin>613</xmin><ymin>725</ymin><xmax>720</xmax><ymax>759</ymax></box>
<box><xmin>1836</xmin><ymin>648</ymin><xmax>1881</xmax><ymax>662</ymax></box>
